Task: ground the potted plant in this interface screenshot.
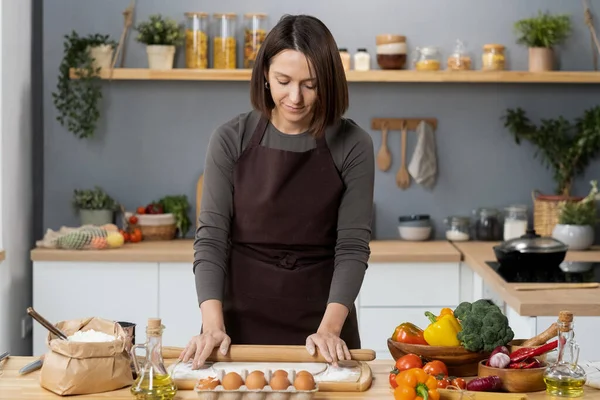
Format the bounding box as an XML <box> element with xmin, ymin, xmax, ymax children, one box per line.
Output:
<box><xmin>552</xmin><ymin>181</ymin><xmax>599</xmax><ymax>250</ymax></box>
<box><xmin>73</xmin><ymin>186</ymin><xmax>119</xmax><ymax>226</ymax></box>
<box><xmin>52</xmin><ymin>31</ymin><xmax>116</xmax><ymax>139</ymax></box>
<box><xmin>135</xmin><ymin>14</ymin><xmax>185</xmax><ymax>70</ymax></box>
<box><xmin>503</xmin><ymin>106</ymin><xmax>600</xmax><ymax>236</ymax></box>
<box><xmin>513</xmin><ymin>11</ymin><xmax>572</xmax><ymax>72</ymax></box>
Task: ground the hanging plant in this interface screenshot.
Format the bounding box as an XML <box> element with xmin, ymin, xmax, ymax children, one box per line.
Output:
<box><xmin>52</xmin><ymin>31</ymin><xmax>116</xmax><ymax>139</ymax></box>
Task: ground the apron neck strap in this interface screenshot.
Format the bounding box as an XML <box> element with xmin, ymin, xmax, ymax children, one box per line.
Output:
<box><xmin>250</xmin><ymin>115</ymin><xmax>328</xmax><ymax>150</ymax></box>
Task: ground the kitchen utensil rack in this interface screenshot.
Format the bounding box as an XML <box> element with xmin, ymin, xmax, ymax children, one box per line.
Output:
<box><xmin>371</xmin><ymin>117</ymin><xmax>438</xmax><ymax>131</ymax></box>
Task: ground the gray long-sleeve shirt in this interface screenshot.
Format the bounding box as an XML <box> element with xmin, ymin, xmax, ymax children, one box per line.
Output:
<box><xmin>193</xmin><ymin>110</ymin><xmax>374</xmax><ymax>311</ymax></box>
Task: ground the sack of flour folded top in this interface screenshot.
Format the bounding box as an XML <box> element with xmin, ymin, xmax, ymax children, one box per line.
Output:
<box><xmin>40</xmin><ymin>316</ymin><xmax>133</xmax><ymax>396</ymax></box>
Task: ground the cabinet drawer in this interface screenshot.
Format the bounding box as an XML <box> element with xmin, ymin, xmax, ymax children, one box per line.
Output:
<box><xmin>361</xmin><ymin>263</ymin><xmax>460</xmax><ymax>306</ymax></box>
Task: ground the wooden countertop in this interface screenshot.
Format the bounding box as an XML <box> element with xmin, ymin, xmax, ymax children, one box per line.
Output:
<box><xmin>454</xmin><ymin>241</ymin><xmax>600</xmax><ymax>317</ymax></box>
<box><xmin>30</xmin><ymin>239</ymin><xmax>462</xmax><ymax>263</ymax></box>
<box><xmin>0</xmin><ymin>250</ymin><xmax>4</xmax><ymax>261</ymax></box>
<box><xmin>1</xmin><ymin>357</ymin><xmax>599</xmax><ymax>399</ymax></box>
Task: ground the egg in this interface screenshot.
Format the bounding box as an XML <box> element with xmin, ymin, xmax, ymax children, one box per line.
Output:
<box><xmin>245</xmin><ymin>370</ymin><xmax>267</xmax><ymax>390</ymax></box>
<box><xmin>294</xmin><ymin>373</ymin><xmax>315</xmax><ymax>391</ymax></box>
<box><xmin>272</xmin><ymin>369</ymin><xmax>288</xmax><ymax>378</ymax></box>
<box><xmin>196</xmin><ymin>376</ymin><xmax>220</xmax><ymax>390</ymax></box>
<box><xmin>269</xmin><ymin>375</ymin><xmax>291</xmax><ymax>391</ymax></box>
<box><xmin>296</xmin><ymin>370</ymin><xmax>312</xmax><ymax>377</ymax></box>
<box><xmin>222</xmin><ymin>372</ymin><xmax>243</xmax><ymax>390</ymax></box>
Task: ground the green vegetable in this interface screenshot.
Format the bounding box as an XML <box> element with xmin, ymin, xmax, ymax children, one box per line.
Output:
<box><xmin>157</xmin><ymin>195</ymin><xmax>191</xmax><ymax>238</ymax></box>
<box><xmin>453</xmin><ymin>299</ymin><xmax>515</xmax><ymax>353</ymax></box>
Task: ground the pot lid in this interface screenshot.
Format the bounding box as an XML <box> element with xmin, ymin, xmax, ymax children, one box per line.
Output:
<box><xmin>498</xmin><ymin>229</ymin><xmax>568</xmax><ymax>253</ymax></box>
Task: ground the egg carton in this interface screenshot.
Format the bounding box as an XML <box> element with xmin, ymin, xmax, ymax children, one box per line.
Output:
<box><xmin>195</xmin><ymin>368</ymin><xmax>318</xmax><ymax>400</ymax></box>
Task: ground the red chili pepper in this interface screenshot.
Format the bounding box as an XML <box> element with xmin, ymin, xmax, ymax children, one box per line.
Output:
<box><xmin>509</xmin><ymin>339</ymin><xmax>558</xmax><ymax>363</ymax></box>
<box><xmin>508</xmin><ymin>358</ymin><xmax>542</xmax><ymax>369</ymax></box>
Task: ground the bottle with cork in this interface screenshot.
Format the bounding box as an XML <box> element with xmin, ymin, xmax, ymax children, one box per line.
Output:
<box><xmin>543</xmin><ymin>310</ymin><xmax>587</xmax><ymax>397</ymax></box>
<box><xmin>130</xmin><ymin>318</ymin><xmax>177</xmax><ymax>400</ymax></box>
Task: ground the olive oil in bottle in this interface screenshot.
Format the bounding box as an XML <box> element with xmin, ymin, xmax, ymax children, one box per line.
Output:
<box><xmin>543</xmin><ymin>311</ymin><xmax>587</xmax><ymax>397</ymax></box>
<box><xmin>130</xmin><ymin>318</ymin><xmax>177</xmax><ymax>400</ymax></box>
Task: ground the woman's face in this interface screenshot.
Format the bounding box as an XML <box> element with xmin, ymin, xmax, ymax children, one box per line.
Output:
<box><xmin>266</xmin><ymin>49</ymin><xmax>318</xmax><ymax>131</ymax></box>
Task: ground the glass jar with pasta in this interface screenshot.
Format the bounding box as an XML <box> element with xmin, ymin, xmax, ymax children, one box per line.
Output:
<box><xmin>414</xmin><ymin>46</ymin><xmax>441</xmax><ymax>71</ymax></box>
<box><xmin>482</xmin><ymin>44</ymin><xmax>506</xmax><ymax>71</ymax></box>
<box><xmin>243</xmin><ymin>13</ymin><xmax>268</xmax><ymax>68</ymax></box>
<box><xmin>447</xmin><ymin>39</ymin><xmax>472</xmax><ymax>71</ymax></box>
<box><xmin>213</xmin><ymin>13</ymin><xmax>237</xmax><ymax>69</ymax></box>
<box><xmin>184</xmin><ymin>12</ymin><xmax>209</xmax><ymax>69</ymax></box>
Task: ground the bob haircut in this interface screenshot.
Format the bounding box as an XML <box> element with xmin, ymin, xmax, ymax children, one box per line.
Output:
<box><xmin>250</xmin><ymin>14</ymin><xmax>349</xmax><ymax>138</ymax></box>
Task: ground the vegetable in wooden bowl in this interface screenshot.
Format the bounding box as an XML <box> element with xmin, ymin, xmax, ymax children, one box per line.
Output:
<box><xmin>478</xmin><ymin>359</ymin><xmax>547</xmax><ymax>392</ymax></box>
<box><xmin>508</xmin><ymin>339</ymin><xmax>547</xmax><ymax>361</ymax></box>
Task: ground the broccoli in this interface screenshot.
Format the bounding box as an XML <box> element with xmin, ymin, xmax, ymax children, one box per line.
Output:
<box><xmin>453</xmin><ymin>299</ymin><xmax>515</xmax><ymax>352</ymax></box>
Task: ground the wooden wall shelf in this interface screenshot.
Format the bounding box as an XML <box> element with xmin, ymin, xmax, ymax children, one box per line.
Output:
<box><xmin>69</xmin><ymin>68</ymin><xmax>600</xmax><ymax>83</ymax></box>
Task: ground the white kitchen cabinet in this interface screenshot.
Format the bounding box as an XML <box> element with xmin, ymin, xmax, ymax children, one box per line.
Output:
<box><xmin>32</xmin><ymin>261</ymin><xmax>159</xmax><ymax>356</ymax></box>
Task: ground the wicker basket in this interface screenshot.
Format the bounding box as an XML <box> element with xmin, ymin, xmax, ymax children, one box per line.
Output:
<box><xmin>139</xmin><ymin>224</ymin><xmax>176</xmax><ymax>241</ymax></box>
<box><xmin>532</xmin><ymin>190</ymin><xmax>583</xmax><ymax>237</ymax></box>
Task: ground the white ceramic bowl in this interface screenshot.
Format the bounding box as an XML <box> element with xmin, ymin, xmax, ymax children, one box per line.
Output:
<box><xmin>398</xmin><ymin>226</ymin><xmax>432</xmax><ymax>241</ymax></box>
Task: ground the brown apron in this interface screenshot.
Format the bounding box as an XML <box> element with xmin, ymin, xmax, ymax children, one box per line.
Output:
<box><xmin>222</xmin><ymin>115</ymin><xmax>361</xmax><ymax>349</ymax></box>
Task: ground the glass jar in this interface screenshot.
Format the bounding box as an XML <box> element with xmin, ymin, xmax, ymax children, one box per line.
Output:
<box><xmin>339</xmin><ymin>48</ymin><xmax>351</xmax><ymax>71</ymax></box>
<box><xmin>473</xmin><ymin>208</ymin><xmax>502</xmax><ymax>241</ymax></box>
<box><xmin>354</xmin><ymin>48</ymin><xmax>371</xmax><ymax>71</ymax></box>
<box><xmin>447</xmin><ymin>39</ymin><xmax>472</xmax><ymax>71</ymax></box>
<box><xmin>184</xmin><ymin>12</ymin><xmax>209</xmax><ymax>69</ymax></box>
<box><xmin>444</xmin><ymin>216</ymin><xmax>471</xmax><ymax>241</ymax></box>
<box><xmin>376</xmin><ymin>34</ymin><xmax>407</xmax><ymax>69</ymax></box>
<box><xmin>243</xmin><ymin>13</ymin><xmax>268</xmax><ymax>68</ymax></box>
<box><xmin>213</xmin><ymin>13</ymin><xmax>237</xmax><ymax>69</ymax></box>
<box><xmin>482</xmin><ymin>44</ymin><xmax>506</xmax><ymax>71</ymax></box>
<box><xmin>504</xmin><ymin>205</ymin><xmax>528</xmax><ymax>241</ymax></box>
<box><xmin>414</xmin><ymin>46</ymin><xmax>441</xmax><ymax>71</ymax></box>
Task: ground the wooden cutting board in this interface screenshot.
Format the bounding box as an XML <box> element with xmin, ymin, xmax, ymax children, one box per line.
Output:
<box><xmin>440</xmin><ymin>389</ymin><xmax>528</xmax><ymax>400</ymax></box>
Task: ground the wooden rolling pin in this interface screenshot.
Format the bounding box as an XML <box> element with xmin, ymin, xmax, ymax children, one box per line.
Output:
<box><xmin>162</xmin><ymin>345</ymin><xmax>376</xmax><ymax>362</ymax></box>
<box><xmin>519</xmin><ymin>322</ymin><xmax>558</xmax><ymax>347</ymax></box>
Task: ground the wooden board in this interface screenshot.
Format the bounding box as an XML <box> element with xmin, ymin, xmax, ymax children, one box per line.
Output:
<box><xmin>440</xmin><ymin>389</ymin><xmax>528</xmax><ymax>400</ymax></box>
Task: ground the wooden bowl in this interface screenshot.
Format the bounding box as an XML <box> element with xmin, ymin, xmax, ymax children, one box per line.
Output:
<box><xmin>508</xmin><ymin>339</ymin><xmax>547</xmax><ymax>361</ymax></box>
<box><xmin>387</xmin><ymin>339</ymin><xmax>490</xmax><ymax>377</ymax></box>
<box><xmin>478</xmin><ymin>359</ymin><xmax>547</xmax><ymax>392</ymax></box>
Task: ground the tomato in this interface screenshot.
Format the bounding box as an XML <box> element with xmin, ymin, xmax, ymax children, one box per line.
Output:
<box><xmin>129</xmin><ymin>215</ymin><xmax>139</xmax><ymax>224</ymax></box>
<box><xmin>136</xmin><ymin>206</ymin><xmax>146</xmax><ymax>214</ymax></box>
<box><xmin>451</xmin><ymin>378</ymin><xmax>466</xmax><ymax>390</ymax></box>
<box><xmin>123</xmin><ymin>232</ymin><xmax>131</xmax><ymax>242</ymax></box>
<box><xmin>423</xmin><ymin>360</ymin><xmax>448</xmax><ymax>377</ymax></box>
<box><xmin>394</xmin><ymin>354</ymin><xmax>423</xmax><ymax>371</ymax></box>
<box><xmin>389</xmin><ymin>368</ymin><xmax>399</xmax><ymax>389</ymax></box>
<box><xmin>130</xmin><ymin>228</ymin><xmax>142</xmax><ymax>243</ymax></box>
<box><xmin>436</xmin><ymin>376</ymin><xmax>451</xmax><ymax>389</ymax></box>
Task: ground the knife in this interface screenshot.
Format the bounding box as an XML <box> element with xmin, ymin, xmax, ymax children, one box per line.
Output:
<box><xmin>0</xmin><ymin>351</ymin><xmax>9</xmax><ymax>363</ymax></box>
<box><xmin>19</xmin><ymin>356</ymin><xmax>44</xmax><ymax>375</ymax></box>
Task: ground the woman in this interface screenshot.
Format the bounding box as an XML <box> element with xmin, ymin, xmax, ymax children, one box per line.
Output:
<box><xmin>180</xmin><ymin>14</ymin><xmax>374</xmax><ymax>369</ymax></box>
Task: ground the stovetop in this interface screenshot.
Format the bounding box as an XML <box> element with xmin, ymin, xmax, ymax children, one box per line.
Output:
<box><xmin>485</xmin><ymin>261</ymin><xmax>600</xmax><ymax>284</ymax></box>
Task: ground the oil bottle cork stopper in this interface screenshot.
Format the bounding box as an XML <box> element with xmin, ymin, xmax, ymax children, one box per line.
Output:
<box><xmin>558</xmin><ymin>311</ymin><xmax>573</xmax><ymax>323</ymax></box>
<box><xmin>147</xmin><ymin>318</ymin><xmax>162</xmax><ymax>328</ymax></box>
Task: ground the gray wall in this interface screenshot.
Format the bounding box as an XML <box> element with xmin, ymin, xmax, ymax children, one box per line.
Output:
<box><xmin>42</xmin><ymin>0</ymin><xmax>600</xmax><ymax>240</ymax></box>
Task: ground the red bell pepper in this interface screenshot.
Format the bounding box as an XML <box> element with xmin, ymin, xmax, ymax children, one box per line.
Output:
<box><xmin>508</xmin><ymin>358</ymin><xmax>543</xmax><ymax>369</ymax></box>
<box><xmin>391</xmin><ymin>322</ymin><xmax>428</xmax><ymax>345</ymax></box>
<box><xmin>509</xmin><ymin>339</ymin><xmax>558</xmax><ymax>363</ymax></box>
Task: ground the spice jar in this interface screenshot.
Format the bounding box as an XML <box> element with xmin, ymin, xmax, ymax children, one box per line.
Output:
<box><xmin>414</xmin><ymin>46</ymin><xmax>442</xmax><ymax>71</ymax></box>
<box><xmin>447</xmin><ymin>39</ymin><xmax>471</xmax><ymax>71</ymax></box>
<box><xmin>503</xmin><ymin>205</ymin><xmax>528</xmax><ymax>241</ymax></box>
<box><xmin>339</xmin><ymin>48</ymin><xmax>351</xmax><ymax>71</ymax></box>
<box><xmin>243</xmin><ymin>13</ymin><xmax>268</xmax><ymax>68</ymax></box>
<box><xmin>354</xmin><ymin>48</ymin><xmax>371</xmax><ymax>71</ymax></box>
<box><xmin>482</xmin><ymin>44</ymin><xmax>506</xmax><ymax>71</ymax></box>
<box><xmin>473</xmin><ymin>208</ymin><xmax>502</xmax><ymax>241</ymax></box>
<box><xmin>444</xmin><ymin>216</ymin><xmax>471</xmax><ymax>241</ymax></box>
<box><xmin>213</xmin><ymin>13</ymin><xmax>237</xmax><ymax>69</ymax></box>
<box><xmin>184</xmin><ymin>12</ymin><xmax>209</xmax><ymax>69</ymax></box>
<box><xmin>376</xmin><ymin>34</ymin><xmax>407</xmax><ymax>69</ymax></box>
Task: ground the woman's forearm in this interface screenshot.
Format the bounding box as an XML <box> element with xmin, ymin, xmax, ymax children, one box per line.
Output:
<box><xmin>318</xmin><ymin>302</ymin><xmax>350</xmax><ymax>336</ymax></box>
<box><xmin>200</xmin><ymin>299</ymin><xmax>225</xmax><ymax>331</ymax></box>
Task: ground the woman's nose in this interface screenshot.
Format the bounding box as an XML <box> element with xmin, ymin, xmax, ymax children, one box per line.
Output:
<box><xmin>288</xmin><ymin>85</ymin><xmax>302</xmax><ymax>103</ymax></box>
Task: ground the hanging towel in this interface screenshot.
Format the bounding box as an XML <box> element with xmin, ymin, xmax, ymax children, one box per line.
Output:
<box><xmin>408</xmin><ymin>120</ymin><xmax>438</xmax><ymax>189</ymax></box>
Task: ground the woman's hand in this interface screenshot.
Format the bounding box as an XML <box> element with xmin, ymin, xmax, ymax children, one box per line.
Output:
<box><xmin>179</xmin><ymin>329</ymin><xmax>231</xmax><ymax>369</ymax></box>
<box><xmin>305</xmin><ymin>330</ymin><xmax>351</xmax><ymax>366</ymax></box>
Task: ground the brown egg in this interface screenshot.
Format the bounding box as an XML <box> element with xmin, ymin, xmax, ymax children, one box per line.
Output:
<box><xmin>222</xmin><ymin>372</ymin><xmax>243</xmax><ymax>390</ymax></box>
<box><xmin>272</xmin><ymin>369</ymin><xmax>288</xmax><ymax>378</ymax></box>
<box><xmin>269</xmin><ymin>375</ymin><xmax>291</xmax><ymax>391</ymax></box>
<box><xmin>296</xmin><ymin>370</ymin><xmax>312</xmax><ymax>377</ymax></box>
<box><xmin>245</xmin><ymin>370</ymin><xmax>267</xmax><ymax>390</ymax></box>
<box><xmin>294</xmin><ymin>373</ymin><xmax>315</xmax><ymax>391</ymax></box>
<box><xmin>197</xmin><ymin>376</ymin><xmax>220</xmax><ymax>390</ymax></box>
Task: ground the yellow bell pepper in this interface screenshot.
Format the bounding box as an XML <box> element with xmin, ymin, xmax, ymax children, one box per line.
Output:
<box><xmin>423</xmin><ymin>310</ymin><xmax>462</xmax><ymax>346</ymax></box>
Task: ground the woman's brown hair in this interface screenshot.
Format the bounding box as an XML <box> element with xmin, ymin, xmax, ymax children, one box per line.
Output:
<box><xmin>249</xmin><ymin>14</ymin><xmax>349</xmax><ymax>137</ymax></box>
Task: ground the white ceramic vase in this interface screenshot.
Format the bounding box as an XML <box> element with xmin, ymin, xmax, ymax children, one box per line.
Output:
<box><xmin>88</xmin><ymin>45</ymin><xmax>114</xmax><ymax>70</ymax></box>
<box><xmin>551</xmin><ymin>224</ymin><xmax>594</xmax><ymax>250</ymax></box>
<box><xmin>146</xmin><ymin>45</ymin><xmax>176</xmax><ymax>70</ymax></box>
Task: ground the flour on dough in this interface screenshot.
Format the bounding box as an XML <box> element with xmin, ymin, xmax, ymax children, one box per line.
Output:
<box><xmin>168</xmin><ymin>361</ymin><xmax>219</xmax><ymax>381</ymax></box>
<box><xmin>315</xmin><ymin>361</ymin><xmax>361</xmax><ymax>383</ymax></box>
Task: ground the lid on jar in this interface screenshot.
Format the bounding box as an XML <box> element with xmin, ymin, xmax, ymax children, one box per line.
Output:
<box><xmin>483</xmin><ymin>43</ymin><xmax>505</xmax><ymax>50</ymax></box>
<box><xmin>213</xmin><ymin>12</ymin><xmax>237</xmax><ymax>19</ymax></box>
<box><xmin>419</xmin><ymin>46</ymin><xmax>440</xmax><ymax>56</ymax></box>
<box><xmin>398</xmin><ymin>214</ymin><xmax>430</xmax><ymax>222</ymax></box>
<box><xmin>496</xmin><ymin>229</ymin><xmax>568</xmax><ymax>254</ymax></box>
<box><xmin>376</xmin><ymin>34</ymin><xmax>406</xmax><ymax>45</ymax></box>
<box><xmin>357</xmin><ymin>48</ymin><xmax>368</xmax><ymax>52</ymax></box>
<box><xmin>244</xmin><ymin>13</ymin><xmax>267</xmax><ymax>18</ymax></box>
<box><xmin>446</xmin><ymin>215</ymin><xmax>470</xmax><ymax>224</ymax></box>
<box><xmin>474</xmin><ymin>207</ymin><xmax>499</xmax><ymax>216</ymax></box>
<box><xmin>339</xmin><ymin>48</ymin><xmax>348</xmax><ymax>52</ymax></box>
<box><xmin>184</xmin><ymin>12</ymin><xmax>208</xmax><ymax>17</ymax></box>
<box><xmin>505</xmin><ymin>204</ymin><xmax>527</xmax><ymax>212</ymax></box>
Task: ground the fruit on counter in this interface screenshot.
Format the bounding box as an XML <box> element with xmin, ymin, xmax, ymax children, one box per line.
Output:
<box><xmin>422</xmin><ymin>360</ymin><xmax>448</xmax><ymax>377</ymax></box>
<box><xmin>145</xmin><ymin>203</ymin><xmax>164</xmax><ymax>214</ymax></box>
<box><xmin>106</xmin><ymin>232</ymin><xmax>125</xmax><ymax>248</ymax></box>
<box><xmin>423</xmin><ymin>310</ymin><xmax>462</xmax><ymax>346</ymax></box>
<box><xmin>136</xmin><ymin>206</ymin><xmax>146</xmax><ymax>214</ymax></box>
<box><xmin>118</xmin><ymin>227</ymin><xmax>142</xmax><ymax>243</ymax></box>
<box><xmin>466</xmin><ymin>376</ymin><xmax>502</xmax><ymax>392</ymax></box>
<box><xmin>129</xmin><ymin>215</ymin><xmax>138</xmax><ymax>225</ymax></box>
<box><xmin>391</xmin><ymin>322</ymin><xmax>428</xmax><ymax>345</ymax></box>
<box><xmin>389</xmin><ymin>368</ymin><xmax>399</xmax><ymax>389</ymax></box>
<box><xmin>394</xmin><ymin>368</ymin><xmax>440</xmax><ymax>400</ymax></box>
<box><xmin>436</xmin><ymin>376</ymin><xmax>466</xmax><ymax>390</ymax></box>
<box><xmin>453</xmin><ymin>299</ymin><xmax>515</xmax><ymax>352</ymax></box>
<box><xmin>395</xmin><ymin>354</ymin><xmax>423</xmax><ymax>371</ymax></box>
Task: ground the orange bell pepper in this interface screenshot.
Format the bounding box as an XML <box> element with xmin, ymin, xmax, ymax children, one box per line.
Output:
<box><xmin>394</xmin><ymin>368</ymin><xmax>440</xmax><ymax>400</ymax></box>
<box><xmin>437</xmin><ymin>308</ymin><xmax>454</xmax><ymax>320</ymax></box>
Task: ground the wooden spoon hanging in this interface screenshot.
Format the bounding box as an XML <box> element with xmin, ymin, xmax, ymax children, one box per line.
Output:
<box><xmin>376</xmin><ymin>123</ymin><xmax>392</xmax><ymax>171</ymax></box>
<box><xmin>396</xmin><ymin>121</ymin><xmax>411</xmax><ymax>189</ymax></box>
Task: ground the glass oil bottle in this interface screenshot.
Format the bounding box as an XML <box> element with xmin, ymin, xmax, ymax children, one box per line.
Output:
<box><xmin>130</xmin><ymin>318</ymin><xmax>177</xmax><ymax>400</ymax></box>
<box><xmin>543</xmin><ymin>311</ymin><xmax>587</xmax><ymax>397</ymax></box>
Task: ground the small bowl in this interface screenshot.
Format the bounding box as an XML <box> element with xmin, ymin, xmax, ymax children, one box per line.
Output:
<box><xmin>508</xmin><ymin>339</ymin><xmax>547</xmax><ymax>361</ymax></box>
<box><xmin>398</xmin><ymin>214</ymin><xmax>431</xmax><ymax>227</ymax></box>
<box><xmin>398</xmin><ymin>226</ymin><xmax>432</xmax><ymax>241</ymax></box>
<box><xmin>478</xmin><ymin>359</ymin><xmax>547</xmax><ymax>392</ymax></box>
<box><xmin>387</xmin><ymin>339</ymin><xmax>489</xmax><ymax>377</ymax></box>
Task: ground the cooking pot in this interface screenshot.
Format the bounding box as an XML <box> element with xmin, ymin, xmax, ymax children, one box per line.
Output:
<box><xmin>493</xmin><ymin>229</ymin><xmax>568</xmax><ymax>268</ymax></box>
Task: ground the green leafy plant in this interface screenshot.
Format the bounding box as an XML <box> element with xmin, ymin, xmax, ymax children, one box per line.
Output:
<box><xmin>502</xmin><ymin>106</ymin><xmax>600</xmax><ymax>197</ymax></box>
<box><xmin>558</xmin><ymin>180</ymin><xmax>599</xmax><ymax>226</ymax></box>
<box><xmin>134</xmin><ymin>14</ymin><xmax>185</xmax><ymax>46</ymax></box>
<box><xmin>514</xmin><ymin>11</ymin><xmax>572</xmax><ymax>48</ymax></box>
<box><xmin>73</xmin><ymin>186</ymin><xmax>119</xmax><ymax>211</ymax></box>
<box><xmin>156</xmin><ymin>195</ymin><xmax>191</xmax><ymax>237</ymax></box>
<box><xmin>52</xmin><ymin>31</ymin><xmax>116</xmax><ymax>139</ymax></box>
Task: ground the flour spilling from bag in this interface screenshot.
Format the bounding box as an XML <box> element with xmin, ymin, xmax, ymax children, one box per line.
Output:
<box><xmin>67</xmin><ymin>329</ymin><xmax>116</xmax><ymax>342</ymax></box>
